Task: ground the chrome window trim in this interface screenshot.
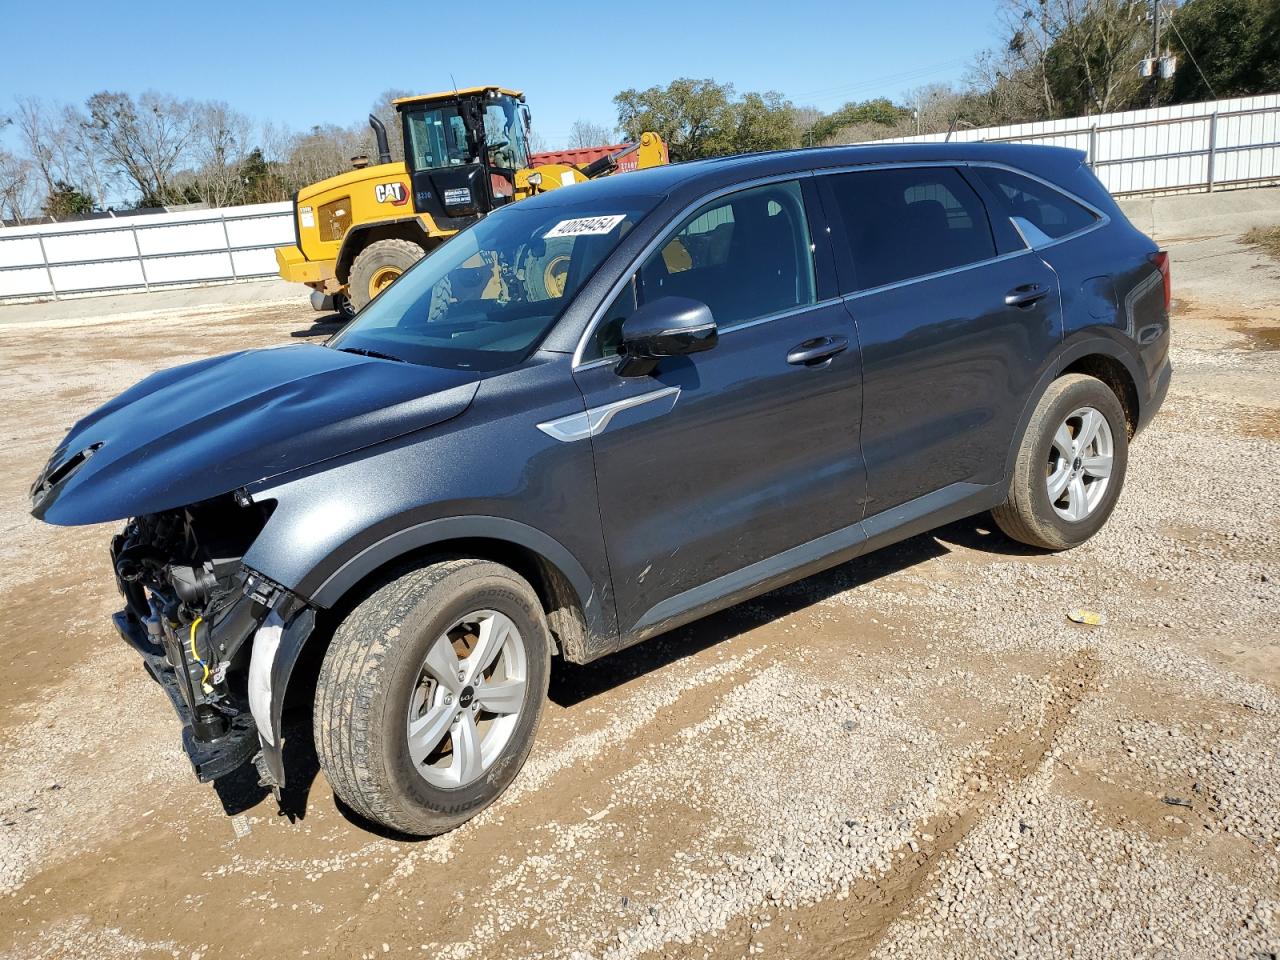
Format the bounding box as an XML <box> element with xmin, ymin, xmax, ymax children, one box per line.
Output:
<box><xmin>570</xmin><ymin>159</ymin><xmax>1111</xmax><ymax>368</ymax></box>
<box><xmin>818</xmin><ymin>158</ymin><xmax>1110</xmax><ymax>299</ymax></box>
<box><xmin>572</xmin><ymin>296</ymin><xmax>846</xmax><ymax>372</ymax></box>
<box><xmin>842</xmin><ymin>248</ymin><xmax>1032</xmax><ymax>301</ymax></box>
<box><xmin>571</xmin><ymin>171</ymin><xmax>818</xmax><ymax>369</ymax></box>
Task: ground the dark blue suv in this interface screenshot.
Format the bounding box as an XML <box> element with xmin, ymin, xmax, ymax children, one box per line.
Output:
<box><xmin>30</xmin><ymin>142</ymin><xmax>1171</xmax><ymax>835</ymax></box>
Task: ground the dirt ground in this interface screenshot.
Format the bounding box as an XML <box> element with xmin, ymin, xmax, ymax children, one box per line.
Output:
<box><xmin>0</xmin><ymin>210</ymin><xmax>1278</xmax><ymax>959</ymax></box>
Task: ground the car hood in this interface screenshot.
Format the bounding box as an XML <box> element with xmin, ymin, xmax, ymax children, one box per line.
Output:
<box><xmin>32</xmin><ymin>343</ymin><xmax>482</xmax><ymax>526</ymax></box>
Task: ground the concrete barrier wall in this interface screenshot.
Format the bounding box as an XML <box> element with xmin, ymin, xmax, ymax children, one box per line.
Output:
<box><xmin>877</xmin><ymin>94</ymin><xmax>1280</xmax><ymax>196</ymax></box>
<box><xmin>3</xmin><ymin>94</ymin><xmax>1277</xmax><ymax>303</ymax></box>
<box><xmin>0</xmin><ymin>201</ymin><xmax>293</xmax><ymax>301</ymax></box>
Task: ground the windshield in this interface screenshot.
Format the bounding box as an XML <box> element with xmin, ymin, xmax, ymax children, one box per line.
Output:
<box><xmin>329</xmin><ymin>199</ymin><xmax>658</xmax><ymax>370</ymax></box>
<box><xmin>405</xmin><ymin>105</ymin><xmax>472</xmax><ymax>170</ymax></box>
<box><xmin>482</xmin><ymin>98</ymin><xmax>530</xmax><ymax>171</ymax></box>
<box><xmin>404</xmin><ymin>96</ymin><xmax>531</xmax><ymax>173</ymax></box>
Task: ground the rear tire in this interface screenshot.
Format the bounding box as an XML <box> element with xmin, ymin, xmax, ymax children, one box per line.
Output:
<box><xmin>313</xmin><ymin>558</ymin><xmax>551</xmax><ymax>836</ymax></box>
<box><xmin>348</xmin><ymin>238</ymin><xmax>425</xmax><ymax>311</ymax></box>
<box><xmin>992</xmin><ymin>374</ymin><xmax>1129</xmax><ymax>551</ymax></box>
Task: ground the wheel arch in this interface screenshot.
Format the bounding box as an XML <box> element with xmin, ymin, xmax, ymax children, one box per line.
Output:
<box><xmin>309</xmin><ymin>516</ymin><xmax>602</xmax><ymax>662</ymax></box>
<box><xmin>1002</xmin><ymin>335</ymin><xmax>1144</xmax><ymax>491</ymax></box>
<box><xmin>258</xmin><ymin>517</ymin><xmax>603</xmax><ymax>788</ymax></box>
<box><xmin>336</xmin><ymin>218</ymin><xmax>434</xmax><ymax>283</ymax></box>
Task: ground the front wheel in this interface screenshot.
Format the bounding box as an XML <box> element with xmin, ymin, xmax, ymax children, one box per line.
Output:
<box><xmin>992</xmin><ymin>373</ymin><xmax>1129</xmax><ymax>551</ymax></box>
<box><xmin>348</xmin><ymin>238</ymin><xmax>425</xmax><ymax>311</ymax></box>
<box><xmin>314</xmin><ymin>558</ymin><xmax>551</xmax><ymax>836</ymax></box>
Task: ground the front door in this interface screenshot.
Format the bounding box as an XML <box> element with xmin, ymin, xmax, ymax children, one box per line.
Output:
<box><xmin>568</xmin><ymin>180</ymin><xmax>867</xmax><ymax>640</ymax></box>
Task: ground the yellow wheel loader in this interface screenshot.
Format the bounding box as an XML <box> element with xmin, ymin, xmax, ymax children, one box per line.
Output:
<box><xmin>274</xmin><ymin>86</ymin><xmax>667</xmax><ymax>317</ymax></box>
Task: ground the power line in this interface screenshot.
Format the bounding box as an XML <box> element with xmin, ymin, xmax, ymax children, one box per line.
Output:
<box><xmin>1166</xmin><ymin>12</ymin><xmax>1217</xmax><ymax>99</ymax></box>
<box><xmin>791</xmin><ymin>58</ymin><xmax>970</xmax><ymax>106</ymax></box>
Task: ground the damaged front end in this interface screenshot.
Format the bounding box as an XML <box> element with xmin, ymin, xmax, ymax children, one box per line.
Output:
<box><xmin>109</xmin><ymin>494</ymin><xmax>313</xmax><ymax>791</ymax></box>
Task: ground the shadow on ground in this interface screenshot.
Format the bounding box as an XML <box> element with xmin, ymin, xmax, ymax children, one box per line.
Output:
<box><xmin>215</xmin><ymin>513</ymin><xmax>1038</xmax><ymax>830</ymax></box>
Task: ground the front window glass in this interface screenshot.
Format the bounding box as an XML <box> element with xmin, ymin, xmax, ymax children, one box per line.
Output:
<box><xmin>330</xmin><ymin>199</ymin><xmax>657</xmax><ymax>370</ymax></box>
<box><xmin>405</xmin><ymin>106</ymin><xmax>473</xmax><ymax>170</ymax></box>
<box><xmin>586</xmin><ymin>180</ymin><xmax>816</xmax><ymax>361</ymax></box>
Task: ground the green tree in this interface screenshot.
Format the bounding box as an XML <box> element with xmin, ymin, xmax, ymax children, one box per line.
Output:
<box><xmin>806</xmin><ymin>98</ymin><xmax>909</xmax><ymax>145</ymax></box>
<box><xmin>42</xmin><ymin>180</ymin><xmax>94</xmax><ymax>218</ymax></box>
<box><xmin>1168</xmin><ymin>0</ymin><xmax>1280</xmax><ymax>102</ymax></box>
<box><xmin>614</xmin><ymin>78</ymin><xmax>799</xmax><ymax>161</ymax></box>
<box><xmin>732</xmin><ymin>92</ymin><xmax>799</xmax><ymax>154</ymax></box>
<box><xmin>614</xmin><ymin>78</ymin><xmax>736</xmax><ymax>160</ymax></box>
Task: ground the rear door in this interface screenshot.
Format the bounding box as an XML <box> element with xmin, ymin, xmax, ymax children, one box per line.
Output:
<box><xmin>569</xmin><ymin>179</ymin><xmax>867</xmax><ymax>639</ymax></box>
<box><xmin>819</xmin><ymin>164</ymin><xmax>1062</xmax><ymax>518</ymax></box>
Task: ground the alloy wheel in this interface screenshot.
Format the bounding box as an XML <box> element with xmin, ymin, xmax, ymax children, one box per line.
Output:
<box><xmin>1046</xmin><ymin>405</ymin><xmax>1114</xmax><ymax>522</ymax></box>
<box><xmin>405</xmin><ymin>610</ymin><xmax>528</xmax><ymax>789</ymax></box>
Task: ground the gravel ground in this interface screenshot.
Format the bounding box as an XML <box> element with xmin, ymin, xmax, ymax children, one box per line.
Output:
<box><xmin>0</xmin><ymin>204</ymin><xmax>1277</xmax><ymax>959</ymax></box>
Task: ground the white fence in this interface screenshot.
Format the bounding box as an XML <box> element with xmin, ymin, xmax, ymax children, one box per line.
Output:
<box><xmin>2</xmin><ymin>94</ymin><xmax>1278</xmax><ymax>303</ymax></box>
<box><xmin>878</xmin><ymin>93</ymin><xmax>1280</xmax><ymax>197</ymax></box>
<box><xmin>0</xmin><ymin>201</ymin><xmax>294</xmax><ymax>302</ymax></box>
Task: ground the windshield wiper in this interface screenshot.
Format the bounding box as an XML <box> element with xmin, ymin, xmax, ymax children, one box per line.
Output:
<box><xmin>337</xmin><ymin>346</ymin><xmax>405</xmax><ymax>363</ymax></box>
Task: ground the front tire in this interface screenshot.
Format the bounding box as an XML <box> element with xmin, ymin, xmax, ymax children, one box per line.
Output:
<box><xmin>992</xmin><ymin>373</ymin><xmax>1129</xmax><ymax>551</ymax></box>
<box><xmin>348</xmin><ymin>238</ymin><xmax>425</xmax><ymax>311</ymax></box>
<box><xmin>314</xmin><ymin>558</ymin><xmax>551</xmax><ymax>836</ymax></box>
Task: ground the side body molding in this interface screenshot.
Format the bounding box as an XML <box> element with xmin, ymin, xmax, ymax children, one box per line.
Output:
<box><xmin>537</xmin><ymin>386</ymin><xmax>681</xmax><ymax>442</ymax></box>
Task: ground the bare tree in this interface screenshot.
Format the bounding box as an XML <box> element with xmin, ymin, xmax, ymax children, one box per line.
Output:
<box><xmin>189</xmin><ymin>100</ymin><xmax>252</xmax><ymax>206</ymax></box>
<box><xmin>368</xmin><ymin>88</ymin><xmax>413</xmax><ymax>161</ymax></box>
<box><xmin>990</xmin><ymin>0</ymin><xmax>1148</xmax><ymax>119</ymax></box>
<box><xmin>56</xmin><ymin>104</ymin><xmax>118</xmax><ymax>209</ymax></box>
<box><xmin>567</xmin><ymin>119</ymin><xmax>613</xmax><ymax>148</ymax></box>
<box><xmin>84</xmin><ymin>91</ymin><xmax>199</xmax><ymax>206</ymax></box>
<box><xmin>0</xmin><ymin>147</ymin><xmax>37</xmax><ymax>222</ymax></box>
<box><xmin>13</xmin><ymin>97</ymin><xmax>78</xmax><ymax>198</ymax></box>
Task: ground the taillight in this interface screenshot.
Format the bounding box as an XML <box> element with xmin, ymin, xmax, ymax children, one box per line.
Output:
<box><xmin>1149</xmin><ymin>250</ymin><xmax>1171</xmax><ymax>311</ymax></box>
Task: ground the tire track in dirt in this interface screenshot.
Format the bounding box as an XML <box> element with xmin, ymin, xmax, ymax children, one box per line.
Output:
<box><xmin>717</xmin><ymin>651</ymin><xmax>1103</xmax><ymax>960</ymax></box>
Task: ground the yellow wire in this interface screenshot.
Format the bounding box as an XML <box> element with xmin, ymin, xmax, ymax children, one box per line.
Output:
<box><xmin>189</xmin><ymin>617</ymin><xmax>211</xmax><ymax>690</ymax></box>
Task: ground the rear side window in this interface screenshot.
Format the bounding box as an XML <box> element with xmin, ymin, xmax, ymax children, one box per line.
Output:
<box><xmin>583</xmin><ymin>180</ymin><xmax>817</xmax><ymax>361</ymax></box>
<box><xmin>824</xmin><ymin>167</ymin><xmax>997</xmax><ymax>292</ymax></box>
<box><xmin>975</xmin><ymin>167</ymin><xmax>1098</xmax><ymax>244</ymax></box>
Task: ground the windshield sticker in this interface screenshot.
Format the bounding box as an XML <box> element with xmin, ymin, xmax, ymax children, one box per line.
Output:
<box><xmin>543</xmin><ymin>214</ymin><xmax>627</xmax><ymax>239</ymax></box>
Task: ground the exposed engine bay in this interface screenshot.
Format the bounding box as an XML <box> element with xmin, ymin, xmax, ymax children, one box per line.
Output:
<box><xmin>109</xmin><ymin>494</ymin><xmax>309</xmax><ymax>788</ymax></box>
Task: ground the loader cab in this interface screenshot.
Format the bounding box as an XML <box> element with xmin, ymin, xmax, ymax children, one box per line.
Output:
<box><xmin>397</xmin><ymin>86</ymin><xmax>532</xmax><ymax>226</ymax></box>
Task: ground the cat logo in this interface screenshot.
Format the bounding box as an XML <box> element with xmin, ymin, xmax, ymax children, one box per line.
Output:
<box><xmin>375</xmin><ymin>181</ymin><xmax>409</xmax><ymax>206</ymax></box>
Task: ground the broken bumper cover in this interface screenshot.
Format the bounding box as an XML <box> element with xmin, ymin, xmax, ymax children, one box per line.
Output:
<box><xmin>112</xmin><ymin>611</ymin><xmax>259</xmax><ymax>781</ymax></box>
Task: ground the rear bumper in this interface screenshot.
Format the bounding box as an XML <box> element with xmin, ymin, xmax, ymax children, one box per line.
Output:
<box><xmin>1136</xmin><ymin>356</ymin><xmax>1172</xmax><ymax>435</ymax></box>
<box><xmin>112</xmin><ymin>611</ymin><xmax>259</xmax><ymax>782</ymax></box>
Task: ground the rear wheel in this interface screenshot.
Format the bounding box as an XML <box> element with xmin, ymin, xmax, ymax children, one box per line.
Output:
<box><xmin>992</xmin><ymin>373</ymin><xmax>1129</xmax><ymax>550</ymax></box>
<box><xmin>348</xmin><ymin>238</ymin><xmax>425</xmax><ymax>311</ymax></box>
<box><xmin>314</xmin><ymin>558</ymin><xmax>551</xmax><ymax>836</ymax></box>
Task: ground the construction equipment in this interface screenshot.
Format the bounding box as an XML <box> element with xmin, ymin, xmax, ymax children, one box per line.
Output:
<box><xmin>274</xmin><ymin>86</ymin><xmax>668</xmax><ymax>316</ymax></box>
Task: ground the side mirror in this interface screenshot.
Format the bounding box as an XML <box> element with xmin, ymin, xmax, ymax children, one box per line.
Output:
<box><xmin>616</xmin><ymin>296</ymin><xmax>718</xmax><ymax>377</ymax></box>
<box><xmin>487</xmin><ymin>137</ymin><xmax>511</xmax><ymax>151</ymax></box>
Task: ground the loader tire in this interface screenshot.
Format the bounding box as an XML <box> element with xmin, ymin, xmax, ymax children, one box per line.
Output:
<box><xmin>348</xmin><ymin>238</ymin><xmax>425</xmax><ymax>311</ymax></box>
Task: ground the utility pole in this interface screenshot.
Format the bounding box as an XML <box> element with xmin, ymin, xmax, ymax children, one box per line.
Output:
<box><xmin>1149</xmin><ymin>0</ymin><xmax>1162</xmax><ymax>107</ymax></box>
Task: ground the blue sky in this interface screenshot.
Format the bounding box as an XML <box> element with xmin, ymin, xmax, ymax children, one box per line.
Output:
<box><xmin>2</xmin><ymin>0</ymin><xmax>999</xmax><ymax>150</ymax></box>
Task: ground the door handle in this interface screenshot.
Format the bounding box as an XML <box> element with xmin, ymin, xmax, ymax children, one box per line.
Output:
<box><xmin>1005</xmin><ymin>283</ymin><xmax>1049</xmax><ymax>308</ymax></box>
<box><xmin>787</xmin><ymin>335</ymin><xmax>849</xmax><ymax>366</ymax></box>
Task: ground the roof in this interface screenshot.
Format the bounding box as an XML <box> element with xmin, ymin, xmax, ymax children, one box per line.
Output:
<box><xmin>522</xmin><ymin>140</ymin><xmax>1092</xmax><ymax>208</ymax></box>
<box><xmin>393</xmin><ymin>86</ymin><xmax>523</xmax><ymax>107</ymax></box>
